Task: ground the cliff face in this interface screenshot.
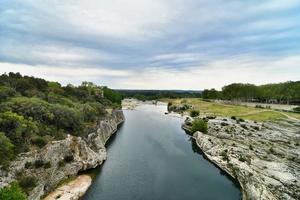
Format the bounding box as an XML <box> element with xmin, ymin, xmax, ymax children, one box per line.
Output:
<box><xmin>183</xmin><ymin>117</ymin><xmax>300</xmax><ymax>200</ymax></box>
<box><xmin>0</xmin><ymin>110</ymin><xmax>124</xmax><ymax>200</ymax></box>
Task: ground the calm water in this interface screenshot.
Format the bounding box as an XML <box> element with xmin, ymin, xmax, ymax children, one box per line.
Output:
<box><xmin>83</xmin><ymin>104</ymin><xmax>241</xmax><ymax>200</ymax></box>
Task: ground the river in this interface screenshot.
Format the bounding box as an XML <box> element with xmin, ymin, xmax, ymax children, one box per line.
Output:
<box><xmin>83</xmin><ymin>103</ymin><xmax>241</xmax><ymax>200</ymax></box>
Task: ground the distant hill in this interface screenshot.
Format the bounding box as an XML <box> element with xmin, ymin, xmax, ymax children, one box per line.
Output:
<box><xmin>117</xmin><ymin>89</ymin><xmax>202</xmax><ymax>101</ymax></box>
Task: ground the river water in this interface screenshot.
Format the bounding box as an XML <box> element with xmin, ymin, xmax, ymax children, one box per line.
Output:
<box><xmin>83</xmin><ymin>103</ymin><xmax>241</xmax><ymax>200</ymax></box>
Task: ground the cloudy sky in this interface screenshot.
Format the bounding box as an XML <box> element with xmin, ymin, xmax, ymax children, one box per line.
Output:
<box><xmin>0</xmin><ymin>0</ymin><xmax>300</xmax><ymax>90</ymax></box>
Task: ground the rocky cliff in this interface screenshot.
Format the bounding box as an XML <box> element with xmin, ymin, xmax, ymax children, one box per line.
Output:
<box><xmin>0</xmin><ymin>110</ymin><xmax>124</xmax><ymax>200</ymax></box>
<box><xmin>183</xmin><ymin>117</ymin><xmax>300</xmax><ymax>200</ymax></box>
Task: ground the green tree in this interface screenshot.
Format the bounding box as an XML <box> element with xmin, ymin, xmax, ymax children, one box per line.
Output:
<box><xmin>0</xmin><ymin>132</ymin><xmax>14</xmax><ymax>167</ymax></box>
<box><xmin>0</xmin><ymin>183</ymin><xmax>26</xmax><ymax>200</ymax></box>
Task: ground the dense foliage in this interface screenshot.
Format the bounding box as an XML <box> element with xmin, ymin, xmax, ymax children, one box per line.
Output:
<box><xmin>119</xmin><ymin>89</ymin><xmax>201</xmax><ymax>101</ymax></box>
<box><xmin>0</xmin><ymin>182</ymin><xmax>26</xmax><ymax>200</ymax></box>
<box><xmin>0</xmin><ymin>72</ymin><xmax>122</xmax><ymax>167</ymax></box>
<box><xmin>202</xmin><ymin>81</ymin><xmax>300</xmax><ymax>104</ymax></box>
<box><xmin>191</xmin><ymin>119</ymin><xmax>208</xmax><ymax>134</ymax></box>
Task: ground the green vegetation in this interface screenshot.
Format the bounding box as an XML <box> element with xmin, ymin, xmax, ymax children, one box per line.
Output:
<box><xmin>0</xmin><ymin>182</ymin><xmax>26</xmax><ymax>200</ymax></box>
<box><xmin>0</xmin><ymin>72</ymin><xmax>122</xmax><ymax>167</ymax></box>
<box><xmin>190</xmin><ymin>110</ymin><xmax>200</xmax><ymax>117</ymax></box>
<box><xmin>202</xmin><ymin>81</ymin><xmax>300</xmax><ymax>104</ymax></box>
<box><xmin>164</xmin><ymin>98</ymin><xmax>300</xmax><ymax>122</ymax></box>
<box><xmin>119</xmin><ymin>89</ymin><xmax>201</xmax><ymax>101</ymax></box>
<box><xmin>18</xmin><ymin>176</ymin><xmax>37</xmax><ymax>193</ymax></box>
<box><xmin>191</xmin><ymin>119</ymin><xmax>208</xmax><ymax>133</ymax></box>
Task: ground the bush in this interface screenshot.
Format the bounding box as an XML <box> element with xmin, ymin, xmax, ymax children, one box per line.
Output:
<box><xmin>231</xmin><ymin>116</ymin><xmax>236</xmax><ymax>120</ymax></box>
<box><xmin>44</xmin><ymin>161</ymin><xmax>51</xmax><ymax>169</ymax></box>
<box><xmin>24</xmin><ymin>162</ymin><xmax>32</xmax><ymax>169</ymax></box>
<box><xmin>34</xmin><ymin>160</ymin><xmax>44</xmax><ymax>168</ymax></box>
<box><xmin>50</xmin><ymin>104</ymin><xmax>82</xmax><ymax>133</ymax></box>
<box><xmin>19</xmin><ymin>176</ymin><xmax>36</xmax><ymax>191</ymax></box>
<box><xmin>293</xmin><ymin>106</ymin><xmax>300</xmax><ymax>113</ymax></box>
<box><xmin>0</xmin><ymin>86</ymin><xmax>17</xmax><ymax>102</ymax></box>
<box><xmin>190</xmin><ymin>110</ymin><xmax>200</xmax><ymax>117</ymax></box>
<box><xmin>64</xmin><ymin>155</ymin><xmax>74</xmax><ymax>163</ymax></box>
<box><xmin>238</xmin><ymin>118</ymin><xmax>245</xmax><ymax>122</ymax></box>
<box><xmin>0</xmin><ymin>111</ymin><xmax>38</xmax><ymax>153</ymax></box>
<box><xmin>191</xmin><ymin>119</ymin><xmax>208</xmax><ymax>133</ymax></box>
<box><xmin>0</xmin><ymin>182</ymin><xmax>26</xmax><ymax>200</ymax></box>
<box><xmin>31</xmin><ymin>136</ymin><xmax>47</xmax><ymax>148</ymax></box>
<box><xmin>0</xmin><ymin>132</ymin><xmax>14</xmax><ymax>167</ymax></box>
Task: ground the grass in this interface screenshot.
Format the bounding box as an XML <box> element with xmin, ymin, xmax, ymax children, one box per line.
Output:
<box><xmin>162</xmin><ymin>98</ymin><xmax>300</xmax><ymax>122</ymax></box>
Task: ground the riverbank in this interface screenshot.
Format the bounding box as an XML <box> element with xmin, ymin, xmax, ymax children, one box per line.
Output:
<box><xmin>44</xmin><ymin>175</ymin><xmax>92</xmax><ymax>200</ymax></box>
<box><xmin>0</xmin><ymin>110</ymin><xmax>124</xmax><ymax>200</ymax></box>
<box><xmin>182</xmin><ymin>115</ymin><xmax>300</xmax><ymax>200</ymax></box>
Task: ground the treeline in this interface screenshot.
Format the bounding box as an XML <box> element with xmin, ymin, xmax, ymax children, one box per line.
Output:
<box><xmin>201</xmin><ymin>81</ymin><xmax>300</xmax><ymax>104</ymax></box>
<box><xmin>118</xmin><ymin>89</ymin><xmax>201</xmax><ymax>101</ymax></box>
<box><xmin>0</xmin><ymin>72</ymin><xmax>122</xmax><ymax>168</ymax></box>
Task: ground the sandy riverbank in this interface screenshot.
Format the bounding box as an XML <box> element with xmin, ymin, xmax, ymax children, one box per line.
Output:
<box><xmin>44</xmin><ymin>175</ymin><xmax>92</xmax><ymax>200</ymax></box>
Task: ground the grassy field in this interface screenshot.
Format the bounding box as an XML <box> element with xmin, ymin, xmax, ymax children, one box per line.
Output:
<box><xmin>162</xmin><ymin>98</ymin><xmax>300</xmax><ymax>122</ymax></box>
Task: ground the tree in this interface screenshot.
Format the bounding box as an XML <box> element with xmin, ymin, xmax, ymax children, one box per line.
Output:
<box><xmin>0</xmin><ymin>132</ymin><xmax>14</xmax><ymax>167</ymax></box>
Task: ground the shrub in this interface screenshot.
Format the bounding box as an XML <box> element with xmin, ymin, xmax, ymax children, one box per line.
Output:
<box><xmin>24</xmin><ymin>162</ymin><xmax>32</xmax><ymax>169</ymax></box>
<box><xmin>190</xmin><ymin>110</ymin><xmax>200</xmax><ymax>117</ymax></box>
<box><xmin>31</xmin><ymin>136</ymin><xmax>47</xmax><ymax>148</ymax></box>
<box><xmin>231</xmin><ymin>116</ymin><xmax>236</xmax><ymax>120</ymax></box>
<box><xmin>34</xmin><ymin>160</ymin><xmax>44</xmax><ymax>168</ymax></box>
<box><xmin>50</xmin><ymin>104</ymin><xmax>82</xmax><ymax>133</ymax></box>
<box><xmin>238</xmin><ymin>118</ymin><xmax>245</xmax><ymax>122</ymax></box>
<box><xmin>44</xmin><ymin>161</ymin><xmax>51</xmax><ymax>169</ymax></box>
<box><xmin>0</xmin><ymin>86</ymin><xmax>17</xmax><ymax>102</ymax></box>
<box><xmin>0</xmin><ymin>182</ymin><xmax>26</xmax><ymax>200</ymax></box>
<box><xmin>19</xmin><ymin>176</ymin><xmax>36</xmax><ymax>191</ymax></box>
<box><xmin>293</xmin><ymin>106</ymin><xmax>300</xmax><ymax>113</ymax></box>
<box><xmin>0</xmin><ymin>132</ymin><xmax>14</xmax><ymax>167</ymax></box>
<box><xmin>58</xmin><ymin>160</ymin><xmax>65</xmax><ymax>167</ymax></box>
<box><xmin>249</xmin><ymin>145</ymin><xmax>253</xmax><ymax>150</ymax></box>
<box><xmin>64</xmin><ymin>155</ymin><xmax>74</xmax><ymax>163</ymax></box>
<box><xmin>191</xmin><ymin>119</ymin><xmax>208</xmax><ymax>133</ymax></box>
<box><xmin>238</xmin><ymin>155</ymin><xmax>246</xmax><ymax>162</ymax></box>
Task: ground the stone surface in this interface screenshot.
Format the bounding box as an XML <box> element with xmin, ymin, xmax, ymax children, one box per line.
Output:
<box><xmin>184</xmin><ymin>117</ymin><xmax>300</xmax><ymax>200</ymax></box>
<box><xmin>0</xmin><ymin>110</ymin><xmax>124</xmax><ymax>200</ymax></box>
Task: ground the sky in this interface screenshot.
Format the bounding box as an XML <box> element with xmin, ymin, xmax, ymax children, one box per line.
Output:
<box><xmin>0</xmin><ymin>0</ymin><xmax>300</xmax><ymax>90</ymax></box>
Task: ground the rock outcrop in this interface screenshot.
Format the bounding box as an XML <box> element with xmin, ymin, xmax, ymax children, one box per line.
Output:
<box><xmin>0</xmin><ymin>110</ymin><xmax>124</xmax><ymax>200</ymax></box>
<box><xmin>183</xmin><ymin>117</ymin><xmax>300</xmax><ymax>200</ymax></box>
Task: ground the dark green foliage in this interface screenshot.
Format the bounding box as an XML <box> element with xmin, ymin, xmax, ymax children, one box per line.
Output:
<box><xmin>50</xmin><ymin>104</ymin><xmax>82</xmax><ymax>133</ymax></box>
<box><xmin>0</xmin><ymin>111</ymin><xmax>38</xmax><ymax>153</ymax></box>
<box><xmin>0</xmin><ymin>86</ymin><xmax>17</xmax><ymax>102</ymax></box>
<box><xmin>0</xmin><ymin>72</ymin><xmax>121</xmax><ymax>166</ymax></box>
<box><xmin>19</xmin><ymin>176</ymin><xmax>37</xmax><ymax>192</ymax></box>
<box><xmin>24</xmin><ymin>162</ymin><xmax>32</xmax><ymax>169</ymax></box>
<box><xmin>202</xmin><ymin>88</ymin><xmax>220</xmax><ymax>99</ymax></box>
<box><xmin>202</xmin><ymin>81</ymin><xmax>300</xmax><ymax>104</ymax></box>
<box><xmin>31</xmin><ymin>136</ymin><xmax>47</xmax><ymax>148</ymax></box>
<box><xmin>119</xmin><ymin>90</ymin><xmax>201</xmax><ymax>100</ymax></box>
<box><xmin>44</xmin><ymin>161</ymin><xmax>51</xmax><ymax>169</ymax></box>
<box><xmin>103</xmin><ymin>87</ymin><xmax>122</xmax><ymax>105</ymax></box>
<box><xmin>64</xmin><ymin>155</ymin><xmax>74</xmax><ymax>163</ymax></box>
<box><xmin>0</xmin><ymin>182</ymin><xmax>26</xmax><ymax>200</ymax></box>
<box><xmin>231</xmin><ymin>116</ymin><xmax>236</xmax><ymax>120</ymax></box>
<box><xmin>190</xmin><ymin>110</ymin><xmax>200</xmax><ymax>117</ymax></box>
<box><xmin>34</xmin><ymin>160</ymin><xmax>44</xmax><ymax>168</ymax></box>
<box><xmin>293</xmin><ymin>106</ymin><xmax>300</xmax><ymax>113</ymax></box>
<box><xmin>0</xmin><ymin>132</ymin><xmax>14</xmax><ymax>167</ymax></box>
<box><xmin>191</xmin><ymin>119</ymin><xmax>208</xmax><ymax>133</ymax></box>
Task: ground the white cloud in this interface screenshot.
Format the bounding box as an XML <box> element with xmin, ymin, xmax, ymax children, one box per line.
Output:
<box><xmin>1</xmin><ymin>54</ymin><xmax>299</xmax><ymax>90</ymax></box>
<box><xmin>0</xmin><ymin>62</ymin><xmax>133</xmax><ymax>85</ymax></box>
